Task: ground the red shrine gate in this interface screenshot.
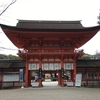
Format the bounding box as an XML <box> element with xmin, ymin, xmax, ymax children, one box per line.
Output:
<box><xmin>18</xmin><ymin>48</ymin><xmax>83</xmax><ymax>87</ymax></box>
<box><xmin>1</xmin><ymin>20</ymin><xmax>99</xmax><ymax>87</ymax></box>
<box><xmin>22</xmin><ymin>54</ymin><xmax>80</xmax><ymax>87</ymax></box>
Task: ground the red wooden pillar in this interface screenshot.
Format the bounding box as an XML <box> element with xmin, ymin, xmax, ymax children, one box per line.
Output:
<box><xmin>72</xmin><ymin>61</ymin><xmax>76</xmax><ymax>82</ymax></box>
<box><xmin>86</xmin><ymin>72</ymin><xmax>88</xmax><ymax>86</ymax></box>
<box><xmin>1</xmin><ymin>69</ymin><xmax>3</xmax><ymax>89</ymax></box>
<box><xmin>58</xmin><ymin>70</ymin><xmax>61</xmax><ymax>85</ymax></box>
<box><xmin>96</xmin><ymin>68</ymin><xmax>99</xmax><ymax>85</ymax></box>
<box><xmin>71</xmin><ymin>70</ymin><xmax>74</xmax><ymax>81</ymax></box>
<box><xmin>25</xmin><ymin>61</ymin><xmax>29</xmax><ymax>87</ymax></box>
<box><xmin>61</xmin><ymin>59</ymin><xmax>64</xmax><ymax>86</ymax></box>
<box><xmin>84</xmin><ymin>68</ymin><xmax>87</xmax><ymax>85</ymax></box>
<box><xmin>39</xmin><ymin>59</ymin><xmax>42</xmax><ymax>87</ymax></box>
<box><xmin>28</xmin><ymin>70</ymin><xmax>32</xmax><ymax>86</ymax></box>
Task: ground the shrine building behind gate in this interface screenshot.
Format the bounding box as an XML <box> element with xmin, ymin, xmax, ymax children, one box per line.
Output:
<box><xmin>0</xmin><ymin>59</ymin><xmax>100</xmax><ymax>89</ymax></box>
<box><xmin>0</xmin><ymin>20</ymin><xmax>100</xmax><ymax>87</ymax></box>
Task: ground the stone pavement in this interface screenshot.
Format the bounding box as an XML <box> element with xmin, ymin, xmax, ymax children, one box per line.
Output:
<box><xmin>0</xmin><ymin>81</ymin><xmax>100</xmax><ymax>100</ymax></box>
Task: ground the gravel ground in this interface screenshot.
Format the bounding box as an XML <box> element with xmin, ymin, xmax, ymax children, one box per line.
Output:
<box><xmin>0</xmin><ymin>86</ymin><xmax>100</xmax><ymax>100</ymax></box>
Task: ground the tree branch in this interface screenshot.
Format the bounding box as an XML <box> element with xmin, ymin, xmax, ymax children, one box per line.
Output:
<box><xmin>0</xmin><ymin>0</ymin><xmax>17</xmax><ymax>16</ymax></box>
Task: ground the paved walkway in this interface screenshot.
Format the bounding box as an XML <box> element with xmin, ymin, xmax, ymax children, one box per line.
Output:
<box><xmin>0</xmin><ymin>82</ymin><xmax>100</xmax><ymax>100</ymax></box>
<box><xmin>42</xmin><ymin>81</ymin><xmax>58</xmax><ymax>87</ymax></box>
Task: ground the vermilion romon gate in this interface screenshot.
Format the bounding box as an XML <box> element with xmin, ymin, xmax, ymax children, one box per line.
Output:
<box><xmin>1</xmin><ymin>20</ymin><xmax>100</xmax><ymax>87</ymax></box>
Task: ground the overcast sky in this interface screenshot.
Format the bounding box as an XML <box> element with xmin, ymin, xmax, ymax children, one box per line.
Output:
<box><xmin>0</xmin><ymin>0</ymin><xmax>100</xmax><ymax>55</ymax></box>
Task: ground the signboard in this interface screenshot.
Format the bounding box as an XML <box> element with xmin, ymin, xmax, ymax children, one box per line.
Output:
<box><xmin>61</xmin><ymin>68</ymin><xmax>64</xmax><ymax>78</ymax></box>
<box><xmin>75</xmin><ymin>74</ymin><xmax>82</xmax><ymax>87</ymax></box>
<box><xmin>39</xmin><ymin>68</ymin><xmax>42</xmax><ymax>79</ymax></box>
<box><xmin>19</xmin><ymin>69</ymin><xmax>23</xmax><ymax>82</ymax></box>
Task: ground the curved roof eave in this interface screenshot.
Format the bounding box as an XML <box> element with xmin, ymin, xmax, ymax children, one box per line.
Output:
<box><xmin>0</xmin><ymin>24</ymin><xmax>100</xmax><ymax>32</ymax></box>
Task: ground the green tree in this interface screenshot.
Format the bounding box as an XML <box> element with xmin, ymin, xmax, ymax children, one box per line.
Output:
<box><xmin>80</xmin><ymin>53</ymin><xmax>91</xmax><ymax>59</ymax></box>
<box><xmin>93</xmin><ymin>50</ymin><xmax>100</xmax><ymax>59</ymax></box>
<box><xmin>0</xmin><ymin>54</ymin><xmax>8</xmax><ymax>59</ymax></box>
<box><xmin>80</xmin><ymin>50</ymin><xmax>100</xmax><ymax>59</ymax></box>
<box><xmin>0</xmin><ymin>54</ymin><xmax>22</xmax><ymax>60</ymax></box>
<box><xmin>8</xmin><ymin>54</ymin><xmax>22</xmax><ymax>60</ymax></box>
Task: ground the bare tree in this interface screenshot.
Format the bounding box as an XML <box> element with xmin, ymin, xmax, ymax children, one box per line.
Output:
<box><xmin>0</xmin><ymin>0</ymin><xmax>17</xmax><ymax>52</ymax></box>
<box><xmin>0</xmin><ymin>0</ymin><xmax>17</xmax><ymax>16</ymax></box>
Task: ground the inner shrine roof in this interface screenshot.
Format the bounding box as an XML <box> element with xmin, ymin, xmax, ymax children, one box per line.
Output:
<box><xmin>0</xmin><ymin>59</ymin><xmax>100</xmax><ymax>68</ymax></box>
<box><xmin>0</xmin><ymin>60</ymin><xmax>25</xmax><ymax>68</ymax></box>
<box><xmin>76</xmin><ymin>59</ymin><xmax>100</xmax><ymax>68</ymax></box>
